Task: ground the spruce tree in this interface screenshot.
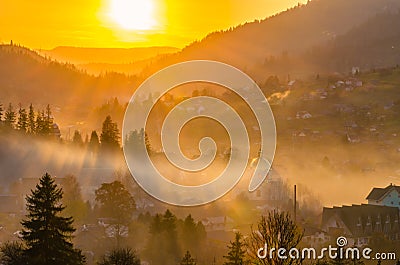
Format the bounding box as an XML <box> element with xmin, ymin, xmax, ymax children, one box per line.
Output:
<box><xmin>35</xmin><ymin>111</ymin><xmax>44</xmax><ymax>135</ymax></box>
<box><xmin>223</xmin><ymin>232</ymin><xmax>246</xmax><ymax>265</ymax></box>
<box><xmin>181</xmin><ymin>214</ymin><xmax>206</xmax><ymax>253</ymax></box>
<box><xmin>125</xmin><ymin>130</ymin><xmax>139</xmax><ymax>151</ymax></box>
<box><xmin>28</xmin><ymin>104</ymin><xmax>35</xmax><ymax>134</ymax></box>
<box><xmin>88</xmin><ymin>130</ymin><xmax>100</xmax><ymax>153</ymax></box>
<box><xmin>44</xmin><ymin>104</ymin><xmax>53</xmax><ymax>135</ymax></box>
<box><xmin>180</xmin><ymin>251</ymin><xmax>196</xmax><ymax>265</ymax></box>
<box><xmin>21</xmin><ymin>173</ymin><xmax>85</xmax><ymax>265</ymax></box>
<box><xmin>17</xmin><ymin>106</ymin><xmax>28</xmax><ymax>132</ymax></box>
<box><xmin>100</xmin><ymin>115</ymin><xmax>120</xmax><ymax>150</ymax></box>
<box><xmin>145</xmin><ymin>210</ymin><xmax>180</xmax><ymax>265</ymax></box>
<box><xmin>4</xmin><ymin>103</ymin><xmax>16</xmax><ymax>129</ymax></box>
<box><xmin>72</xmin><ymin>130</ymin><xmax>83</xmax><ymax>146</ymax></box>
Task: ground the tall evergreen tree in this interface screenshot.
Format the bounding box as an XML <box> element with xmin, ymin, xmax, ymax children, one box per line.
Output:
<box><xmin>17</xmin><ymin>106</ymin><xmax>28</xmax><ymax>132</ymax></box>
<box><xmin>125</xmin><ymin>130</ymin><xmax>140</xmax><ymax>151</ymax></box>
<box><xmin>181</xmin><ymin>214</ymin><xmax>206</xmax><ymax>253</ymax></box>
<box><xmin>125</xmin><ymin>129</ymin><xmax>152</xmax><ymax>155</ymax></box>
<box><xmin>21</xmin><ymin>173</ymin><xmax>85</xmax><ymax>265</ymax></box>
<box><xmin>100</xmin><ymin>115</ymin><xmax>120</xmax><ymax>150</ymax></box>
<box><xmin>145</xmin><ymin>210</ymin><xmax>180</xmax><ymax>265</ymax></box>
<box><xmin>180</xmin><ymin>251</ymin><xmax>196</xmax><ymax>265</ymax></box>
<box><xmin>182</xmin><ymin>215</ymin><xmax>197</xmax><ymax>248</ymax></box>
<box><xmin>44</xmin><ymin>104</ymin><xmax>53</xmax><ymax>135</ymax></box>
<box><xmin>4</xmin><ymin>103</ymin><xmax>16</xmax><ymax>129</ymax></box>
<box><xmin>72</xmin><ymin>130</ymin><xmax>83</xmax><ymax>146</ymax></box>
<box><xmin>88</xmin><ymin>130</ymin><xmax>100</xmax><ymax>153</ymax></box>
<box><xmin>35</xmin><ymin>106</ymin><xmax>53</xmax><ymax>136</ymax></box>
<box><xmin>223</xmin><ymin>232</ymin><xmax>247</xmax><ymax>265</ymax></box>
<box><xmin>27</xmin><ymin>104</ymin><xmax>35</xmax><ymax>134</ymax></box>
<box><xmin>35</xmin><ymin>111</ymin><xmax>44</xmax><ymax>135</ymax></box>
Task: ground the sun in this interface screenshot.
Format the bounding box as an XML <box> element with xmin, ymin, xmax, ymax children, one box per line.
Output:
<box><xmin>110</xmin><ymin>0</ymin><xmax>156</xmax><ymax>30</ymax></box>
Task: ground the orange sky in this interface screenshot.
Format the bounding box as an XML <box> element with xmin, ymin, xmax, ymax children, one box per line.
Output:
<box><xmin>0</xmin><ymin>0</ymin><xmax>307</xmax><ymax>49</ymax></box>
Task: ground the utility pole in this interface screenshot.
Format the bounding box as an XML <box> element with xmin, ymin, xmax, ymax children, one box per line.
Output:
<box><xmin>294</xmin><ymin>184</ymin><xmax>297</xmax><ymax>222</ymax></box>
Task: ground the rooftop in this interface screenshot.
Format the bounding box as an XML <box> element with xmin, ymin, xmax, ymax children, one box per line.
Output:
<box><xmin>366</xmin><ymin>184</ymin><xmax>400</xmax><ymax>200</ymax></box>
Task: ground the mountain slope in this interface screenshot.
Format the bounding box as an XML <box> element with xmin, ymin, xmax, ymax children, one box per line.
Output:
<box><xmin>0</xmin><ymin>45</ymin><xmax>137</xmax><ymax>107</ymax></box>
<box><xmin>308</xmin><ymin>11</ymin><xmax>400</xmax><ymax>71</ymax></box>
<box><xmin>1</xmin><ymin>0</ymin><xmax>399</xmax><ymax>107</ymax></box>
<box><xmin>140</xmin><ymin>0</ymin><xmax>400</xmax><ymax>76</ymax></box>
<box><xmin>191</xmin><ymin>0</ymin><xmax>400</xmax><ymax>62</ymax></box>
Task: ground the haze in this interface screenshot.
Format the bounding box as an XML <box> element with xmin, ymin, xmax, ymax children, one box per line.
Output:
<box><xmin>0</xmin><ymin>0</ymin><xmax>307</xmax><ymax>48</ymax></box>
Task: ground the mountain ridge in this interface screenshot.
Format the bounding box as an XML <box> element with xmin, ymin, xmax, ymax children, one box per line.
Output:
<box><xmin>39</xmin><ymin>46</ymin><xmax>180</xmax><ymax>65</ymax></box>
<box><xmin>1</xmin><ymin>0</ymin><xmax>400</xmax><ymax>108</ymax></box>
<box><xmin>138</xmin><ymin>0</ymin><xmax>400</xmax><ymax>77</ymax></box>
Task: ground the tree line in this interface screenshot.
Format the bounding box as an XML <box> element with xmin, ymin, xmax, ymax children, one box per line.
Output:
<box><xmin>0</xmin><ymin>102</ymin><xmax>156</xmax><ymax>157</ymax></box>
<box><xmin>72</xmin><ymin>115</ymin><xmax>120</xmax><ymax>153</ymax></box>
<box><xmin>0</xmin><ymin>103</ymin><xmax>54</xmax><ymax>136</ymax></box>
<box><xmin>2</xmin><ymin>172</ymin><xmax>393</xmax><ymax>265</ymax></box>
<box><xmin>0</xmin><ymin>172</ymin><xmax>306</xmax><ymax>265</ymax></box>
<box><xmin>0</xmin><ymin>102</ymin><xmax>126</xmax><ymax>153</ymax></box>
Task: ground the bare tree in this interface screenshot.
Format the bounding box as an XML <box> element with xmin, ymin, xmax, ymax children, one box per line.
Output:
<box><xmin>247</xmin><ymin>210</ymin><xmax>303</xmax><ymax>265</ymax></box>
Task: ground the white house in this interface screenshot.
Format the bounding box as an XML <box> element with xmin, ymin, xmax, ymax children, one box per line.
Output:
<box><xmin>366</xmin><ymin>184</ymin><xmax>400</xmax><ymax>209</ymax></box>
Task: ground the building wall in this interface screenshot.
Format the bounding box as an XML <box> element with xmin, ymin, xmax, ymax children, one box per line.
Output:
<box><xmin>380</xmin><ymin>189</ymin><xmax>400</xmax><ymax>208</ymax></box>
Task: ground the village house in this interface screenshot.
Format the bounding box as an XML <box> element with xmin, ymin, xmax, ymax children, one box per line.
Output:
<box><xmin>321</xmin><ymin>204</ymin><xmax>400</xmax><ymax>247</ymax></box>
<box><xmin>302</xmin><ymin>226</ymin><xmax>331</xmax><ymax>248</ymax></box>
<box><xmin>247</xmin><ymin>168</ymin><xmax>289</xmax><ymax>206</ymax></box>
<box><xmin>296</xmin><ymin>111</ymin><xmax>312</xmax><ymax>119</ymax></box>
<box><xmin>366</xmin><ymin>184</ymin><xmax>400</xmax><ymax>209</ymax></box>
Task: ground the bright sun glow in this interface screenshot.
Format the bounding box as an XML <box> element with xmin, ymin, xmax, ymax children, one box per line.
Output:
<box><xmin>110</xmin><ymin>0</ymin><xmax>156</xmax><ymax>30</ymax></box>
